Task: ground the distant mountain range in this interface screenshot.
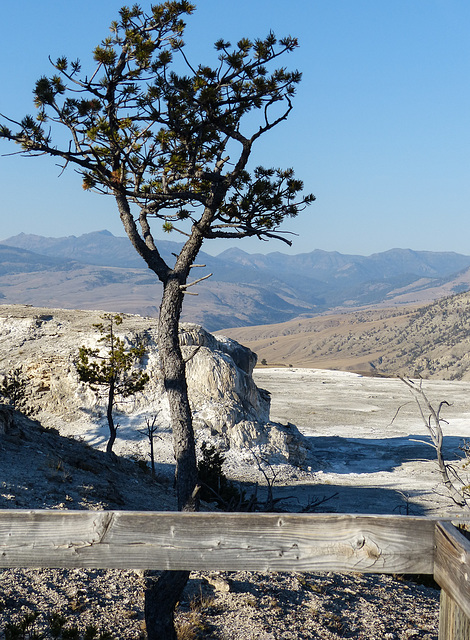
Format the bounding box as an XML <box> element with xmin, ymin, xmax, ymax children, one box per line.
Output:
<box><xmin>1</xmin><ymin>230</ymin><xmax>470</xmax><ymax>331</ymax></box>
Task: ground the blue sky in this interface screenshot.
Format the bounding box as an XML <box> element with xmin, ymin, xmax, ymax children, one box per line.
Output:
<box><xmin>1</xmin><ymin>1</ymin><xmax>469</xmax><ymax>256</ymax></box>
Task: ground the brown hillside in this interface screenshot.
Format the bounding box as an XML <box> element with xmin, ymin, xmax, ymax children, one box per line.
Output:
<box><xmin>220</xmin><ymin>291</ymin><xmax>470</xmax><ymax>380</ymax></box>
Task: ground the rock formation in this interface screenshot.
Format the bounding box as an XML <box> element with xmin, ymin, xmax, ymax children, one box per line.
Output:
<box><xmin>0</xmin><ymin>305</ymin><xmax>306</xmax><ymax>465</ymax></box>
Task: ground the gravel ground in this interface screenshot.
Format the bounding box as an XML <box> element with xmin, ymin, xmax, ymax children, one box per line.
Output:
<box><xmin>0</xmin><ymin>567</ymin><xmax>439</xmax><ymax>640</ymax></box>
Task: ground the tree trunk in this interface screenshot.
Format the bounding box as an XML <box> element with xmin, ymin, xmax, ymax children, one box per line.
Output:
<box><xmin>145</xmin><ymin>275</ymin><xmax>199</xmax><ymax>639</ymax></box>
<box><xmin>150</xmin><ymin>430</ymin><xmax>156</xmax><ymax>478</ymax></box>
<box><xmin>144</xmin><ymin>570</ymin><xmax>190</xmax><ymax>640</ymax></box>
<box><xmin>106</xmin><ymin>377</ymin><xmax>117</xmax><ymax>454</ymax></box>
<box><xmin>158</xmin><ymin>275</ymin><xmax>199</xmax><ymax>511</ymax></box>
<box><xmin>116</xmin><ymin>194</ymin><xmax>205</xmax><ymax>638</ymax></box>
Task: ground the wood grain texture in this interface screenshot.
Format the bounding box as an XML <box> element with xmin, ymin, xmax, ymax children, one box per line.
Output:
<box><xmin>0</xmin><ymin>511</ymin><xmax>436</xmax><ymax>573</ymax></box>
<box><xmin>435</xmin><ymin>522</ymin><xmax>470</xmax><ymax>622</ymax></box>
<box><xmin>439</xmin><ymin>589</ymin><xmax>470</xmax><ymax>640</ymax></box>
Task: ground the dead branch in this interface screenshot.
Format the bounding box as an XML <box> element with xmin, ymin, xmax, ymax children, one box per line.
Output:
<box><xmin>388</xmin><ymin>400</ymin><xmax>413</xmax><ymax>427</ymax></box>
<box><xmin>183</xmin><ymin>345</ymin><xmax>201</xmax><ymax>364</ymax></box>
<box><xmin>251</xmin><ymin>451</ymin><xmax>287</xmax><ymax>511</ymax></box>
<box><xmin>138</xmin><ymin>415</ymin><xmax>162</xmax><ymax>478</ymax></box>
<box><xmin>301</xmin><ymin>492</ymin><xmax>339</xmax><ymax>513</ymax></box>
<box><xmin>180</xmin><ymin>273</ymin><xmax>213</xmax><ymax>290</ymax></box>
<box><xmin>399</xmin><ymin>375</ymin><xmax>467</xmax><ymax>508</ymax></box>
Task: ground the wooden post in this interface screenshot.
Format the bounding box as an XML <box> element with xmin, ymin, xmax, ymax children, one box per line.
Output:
<box><xmin>439</xmin><ymin>590</ymin><xmax>470</xmax><ymax>640</ymax></box>
<box><xmin>435</xmin><ymin>522</ymin><xmax>470</xmax><ymax>640</ymax></box>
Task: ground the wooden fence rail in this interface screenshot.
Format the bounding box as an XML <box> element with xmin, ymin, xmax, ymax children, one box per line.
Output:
<box><xmin>0</xmin><ymin>511</ymin><xmax>469</xmax><ymax>639</ymax></box>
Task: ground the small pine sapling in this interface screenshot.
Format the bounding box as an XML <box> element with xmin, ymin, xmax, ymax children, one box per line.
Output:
<box><xmin>76</xmin><ymin>314</ymin><xmax>149</xmax><ymax>454</ymax></box>
<box><xmin>0</xmin><ymin>367</ymin><xmax>33</xmax><ymax>415</ymax></box>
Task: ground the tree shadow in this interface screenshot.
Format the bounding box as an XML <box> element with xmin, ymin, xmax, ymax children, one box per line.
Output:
<box><xmin>303</xmin><ymin>434</ymin><xmax>464</xmax><ymax>474</ymax></box>
<box><xmin>0</xmin><ymin>411</ymin><xmax>177</xmax><ymax>511</ymax></box>
<box><xmin>202</xmin><ymin>474</ymin><xmax>432</xmax><ymax>516</ymax></box>
<box><xmin>74</xmin><ymin>410</ymin><xmax>172</xmax><ymax>451</ymax></box>
<box><xmin>261</xmin><ymin>482</ymin><xmax>431</xmax><ymax>516</ymax></box>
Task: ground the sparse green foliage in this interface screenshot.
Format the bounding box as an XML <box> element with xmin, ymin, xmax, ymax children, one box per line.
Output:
<box><xmin>0</xmin><ymin>367</ymin><xmax>33</xmax><ymax>415</ymax></box>
<box><xmin>76</xmin><ymin>314</ymin><xmax>149</xmax><ymax>453</ymax></box>
<box><xmin>76</xmin><ymin>315</ymin><xmax>148</xmax><ymax>396</ymax></box>
<box><xmin>48</xmin><ymin>613</ymin><xmax>67</xmax><ymax>638</ymax></box>
<box><xmin>5</xmin><ymin>611</ymin><xmax>40</xmax><ymax>640</ymax></box>
<box><xmin>0</xmin><ymin>3</ymin><xmax>313</xmax><ymax>247</ymax></box>
<box><xmin>197</xmin><ymin>442</ymin><xmax>245</xmax><ymax>508</ymax></box>
<box><xmin>4</xmin><ymin>609</ymin><xmax>112</xmax><ymax>640</ymax></box>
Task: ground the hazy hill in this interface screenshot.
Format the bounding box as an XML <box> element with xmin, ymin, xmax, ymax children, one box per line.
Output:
<box><xmin>1</xmin><ymin>231</ymin><xmax>470</xmax><ymax>330</ymax></box>
<box><xmin>222</xmin><ymin>290</ymin><xmax>470</xmax><ymax>381</ymax></box>
<box><xmin>0</xmin><ymin>244</ymin><xmax>76</xmax><ymax>276</ymax></box>
<box><xmin>3</xmin><ymin>230</ymin><xmax>201</xmax><ymax>269</ymax></box>
<box><xmin>0</xmin><ymin>246</ymin><xmax>313</xmax><ymax>330</ymax></box>
<box><xmin>219</xmin><ymin>246</ymin><xmax>470</xmax><ymax>282</ymax></box>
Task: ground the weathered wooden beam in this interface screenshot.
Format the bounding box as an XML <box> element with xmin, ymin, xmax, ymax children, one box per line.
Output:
<box><xmin>0</xmin><ymin>511</ymin><xmax>436</xmax><ymax>573</ymax></box>
<box><xmin>435</xmin><ymin>522</ymin><xmax>470</xmax><ymax>623</ymax></box>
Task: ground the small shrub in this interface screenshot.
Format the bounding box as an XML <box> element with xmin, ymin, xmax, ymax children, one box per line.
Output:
<box><xmin>0</xmin><ymin>368</ymin><xmax>34</xmax><ymax>415</ymax></box>
<box><xmin>45</xmin><ymin>458</ymin><xmax>72</xmax><ymax>484</ymax></box>
<box><xmin>5</xmin><ymin>611</ymin><xmax>39</xmax><ymax>640</ymax></box>
<box><xmin>197</xmin><ymin>442</ymin><xmax>245</xmax><ymax>509</ymax></box>
<box><xmin>175</xmin><ymin>614</ymin><xmax>207</xmax><ymax>640</ymax></box>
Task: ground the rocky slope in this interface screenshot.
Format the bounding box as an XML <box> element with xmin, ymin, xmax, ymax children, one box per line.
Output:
<box><xmin>0</xmin><ymin>304</ymin><xmax>305</xmax><ymax>465</ymax></box>
<box><xmin>223</xmin><ymin>290</ymin><xmax>470</xmax><ymax>380</ymax></box>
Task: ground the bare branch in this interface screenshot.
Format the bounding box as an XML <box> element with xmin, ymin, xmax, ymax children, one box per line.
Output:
<box><xmin>179</xmin><ymin>273</ymin><xmax>212</xmax><ymax>290</ymax></box>
<box><xmin>183</xmin><ymin>345</ymin><xmax>201</xmax><ymax>363</ymax></box>
<box><xmin>399</xmin><ymin>376</ymin><xmax>467</xmax><ymax>508</ymax></box>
